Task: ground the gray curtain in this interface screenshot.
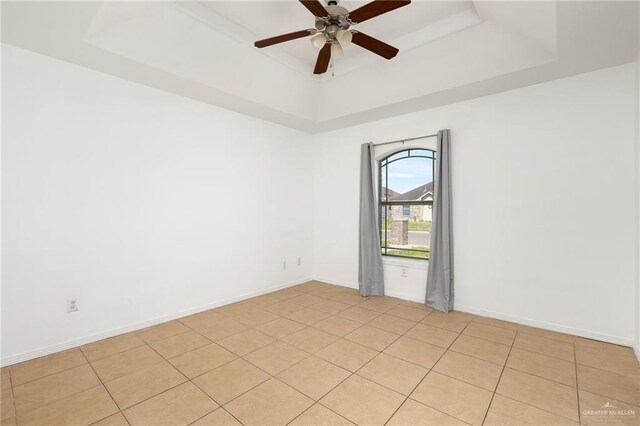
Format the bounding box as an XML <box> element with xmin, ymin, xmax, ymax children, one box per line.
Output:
<box><xmin>358</xmin><ymin>142</ymin><xmax>384</xmax><ymax>296</ymax></box>
<box><xmin>426</xmin><ymin>130</ymin><xmax>454</xmax><ymax>312</ymax></box>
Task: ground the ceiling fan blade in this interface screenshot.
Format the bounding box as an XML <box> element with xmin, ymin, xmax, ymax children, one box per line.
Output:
<box><xmin>347</xmin><ymin>0</ymin><xmax>411</xmax><ymax>24</ymax></box>
<box><xmin>299</xmin><ymin>0</ymin><xmax>329</xmax><ymax>17</ymax></box>
<box><xmin>314</xmin><ymin>43</ymin><xmax>331</xmax><ymax>74</ymax></box>
<box><xmin>351</xmin><ymin>32</ymin><xmax>399</xmax><ymax>59</ymax></box>
<box><xmin>254</xmin><ymin>29</ymin><xmax>314</xmax><ymax>48</ymax></box>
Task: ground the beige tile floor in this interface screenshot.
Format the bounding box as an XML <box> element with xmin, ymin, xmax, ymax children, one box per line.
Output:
<box><xmin>2</xmin><ymin>281</ymin><xmax>639</xmax><ymax>426</ymax></box>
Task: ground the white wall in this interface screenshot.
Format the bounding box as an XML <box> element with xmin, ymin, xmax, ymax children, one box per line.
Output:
<box><xmin>2</xmin><ymin>45</ymin><xmax>638</xmax><ymax>366</ymax></box>
<box><xmin>635</xmin><ymin>58</ymin><xmax>640</xmax><ymax>357</ymax></box>
<box><xmin>635</xmin><ymin>13</ymin><xmax>640</xmax><ymax>359</ymax></box>
<box><xmin>313</xmin><ymin>63</ymin><xmax>637</xmax><ymax>346</ymax></box>
<box><xmin>1</xmin><ymin>45</ymin><xmax>314</xmax><ymax>365</ymax></box>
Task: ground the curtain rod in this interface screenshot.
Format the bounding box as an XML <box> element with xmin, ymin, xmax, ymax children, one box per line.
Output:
<box><xmin>372</xmin><ymin>133</ymin><xmax>438</xmax><ymax>147</ymax></box>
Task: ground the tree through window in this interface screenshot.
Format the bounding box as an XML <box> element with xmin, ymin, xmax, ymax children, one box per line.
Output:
<box><xmin>379</xmin><ymin>149</ymin><xmax>435</xmax><ymax>259</ymax></box>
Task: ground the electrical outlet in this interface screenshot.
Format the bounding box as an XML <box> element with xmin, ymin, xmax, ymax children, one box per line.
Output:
<box><xmin>282</xmin><ymin>261</ymin><xmax>287</xmax><ymax>269</ymax></box>
<box><xmin>67</xmin><ymin>298</ymin><xmax>79</xmax><ymax>313</ymax></box>
<box><xmin>297</xmin><ymin>257</ymin><xmax>302</xmax><ymax>266</ymax></box>
<box><xmin>400</xmin><ymin>267</ymin><xmax>407</xmax><ymax>278</ymax></box>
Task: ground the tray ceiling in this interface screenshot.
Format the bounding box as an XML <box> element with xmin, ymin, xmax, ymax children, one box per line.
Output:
<box><xmin>2</xmin><ymin>1</ymin><xmax>638</xmax><ymax>132</ymax></box>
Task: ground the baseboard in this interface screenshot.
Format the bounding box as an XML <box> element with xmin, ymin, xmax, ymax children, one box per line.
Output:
<box><xmin>635</xmin><ymin>344</ymin><xmax>640</xmax><ymax>363</ymax></box>
<box><xmin>5</xmin><ymin>275</ymin><xmax>633</xmax><ymax>366</ymax></box>
<box><xmin>313</xmin><ymin>278</ymin><xmax>427</xmax><ymax>304</ymax></box>
<box><xmin>313</xmin><ymin>276</ymin><xmax>358</xmax><ymax>291</ymax></box>
<box><xmin>454</xmin><ymin>304</ymin><xmax>634</xmax><ymax>347</ymax></box>
<box><xmin>313</xmin><ymin>276</ymin><xmax>635</xmax><ymax>348</ymax></box>
<box><xmin>383</xmin><ymin>290</ymin><xmax>425</xmax><ymax>304</ymax></box>
<box><xmin>0</xmin><ymin>276</ymin><xmax>312</xmax><ymax>367</ymax></box>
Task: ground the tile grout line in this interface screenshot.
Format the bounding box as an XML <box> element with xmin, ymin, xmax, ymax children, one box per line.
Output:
<box><xmin>186</xmin><ymin>406</ymin><xmax>243</xmax><ymax>426</ymax></box>
<box><xmin>574</xmin><ymin>341</ymin><xmax>582</xmax><ymax>424</ymax></box>
<box><xmin>412</xmin><ymin>321</ymin><xmax>629</xmax><ymax>383</ymax></box>
<box><xmin>481</xmin><ymin>327</ymin><xmax>518</xmax><ymax>425</ymax></box>
<box><xmin>80</xmin><ymin>338</ymin><xmax>147</xmax><ymax>363</ymax></box>
<box><xmin>383</xmin><ymin>317</ymin><xmax>477</xmax><ymax>426</ymax></box>
<box><xmin>107</xmin><ymin>297</ymin><xmax>572</xmax><ymax>425</ymax></box>
<box><xmin>11</xmin><ymin>361</ymin><xmax>118</xmax><ymax>424</ymax></box>
<box><xmin>0</xmin><ymin>328</ymin><xmax>592</xmax><ymax>425</ymax></box>
<box><xmin>498</xmin><ymin>333</ymin><xmax>586</xmax><ymax>422</ymax></box>
<box><xmin>185</xmin><ymin>295</ymin><xmax>360</xmax><ymax>412</ymax></box>
<box><xmin>427</xmin><ymin>316</ymin><xmax>634</xmax><ymax>358</ymax></box>
<box><xmin>188</xmin><ymin>364</ymin><xmax>267</xmax><ymax>416</ymax></box>
<box><xmin>568</xmin><ymin>386</ymin><xmax>640</xmax><ymax>411</ymax></box>
<box><xmin>406</xmin><ymin>396</ymin><xmax>476</xmax><ymax>426</ymax></box>
<box><xmin>240</xmin><ymin>347</ymin><xmax>314</xmax><ymax>378</ymax></box>
<box><xmin>8</xmin><ymin>367</ymin><xmax>18</xmax><ymax>424</ymax></box>
<box><xmin>6</xmin><ymin>332</ymin><xmax>262</xmax><ymax>394</ymax></box>
<box><xmin>9</xmin><ymin>357</ymin><xmax>92</xmax><ymax>388</ymax></box>
<box><xmin>7</xmin><ymin>324</ymin><xmax>624</xmax><ymax>423</ymax></box>
<box><xmin>0</xmin><ymin>299</ymin><xmax>521</xmax><ymax>372</ymax></box>
<box><xmin>491</xmin><ymin>393</ymin><xmax>584</xmax><ymax>424</ymax></box>
<box><xmin>175</xmin><ymin>296</ymin><xmax>360</xmax><ymax>386</ymax></box>
<box><xmin>172</xmin><ymin>349</ymin><xmax>239</xmax><ymax>382</ymax></box>
<box><xmin>121</xmin><ymin>380</ymin><xmax>199</xmax><ymax>421</ymax></box>
<box><xmin>344</xmin><ymin>309</ymin><xmax>430</xmax><ymax>403</ymax></box>
<box><xmin>180</xmin><ymin>322</ymin><xmax>249</xmax><ymax>347</ymax></box>
<box><xmin>105</xmin><ymin>341</ymin><xmax>196</xmax><ymax>421</ymax></box>
<box><xmin>287</xmin><ymin>369</ymin><xmax>358</xmax><ymax>425</ymax></box>
<box><xmin>8</xmin><ymin>283</ymin><xmax>638</xmax><ymax>425</ymax></box>
<box><xmin>446</xmin><ymin>346</ymin><xmax>509</xmax><ymax>367</ymax></box>
<box><xmin>198</xmin><ymin>286</ymin><xmax>370</xmax><ymax>424</ymax></box>
<box><xmin>13</xmin><ymin>382</ymin><xmax>116</xmax><ymax>426</ymax></box>
<box><xmin>204</xmin><ymin>298</ymin><xmax>401</xmax><ymax>425</ymax></box>
<box><xmin>287</xmin><ymin>399</ymin><xmax>354</xmax><ymax>426</ymax></box>
<box><xmin>418</xmin><ymin>346</ymin><xmax>637</xmax><ymax>416</ymax></box>
<box><xmin>220</xmin><ymin>406</ymin><xmax>246</xmax><ymax>426</ymax></box>
<box><xmin>144</xmin><ymin>329</ymin><xmax>212</xmax><ymax>360</ymax></box>
<box><xmin>188</xmin><ymin>292</ymin><xmax>363</xmax><ymax>339</ymax></box>
<box><xmin>230</xmin><ymin>308</ymin><xmax>379</xmax><ymax>383</ymax></box>
<box><xmin>78</xmin><ymin>348</ymin><xmax>131</xmax><ymax>426</ymax></box>
<box><xmin>0</xmin><ymin>289</ymin><xmax>454</xmax><ymax>424</ymax></box>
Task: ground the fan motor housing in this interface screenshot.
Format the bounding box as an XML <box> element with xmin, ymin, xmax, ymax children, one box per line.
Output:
<box><xmin>315</xmin><ymin>4</ymin><xmax>351</xmax><ymax>31</ymax></box>
<box><xmin>253</xmin><ymin>0</ymin><xmax>407</xmax><ymax>74</ymax></box>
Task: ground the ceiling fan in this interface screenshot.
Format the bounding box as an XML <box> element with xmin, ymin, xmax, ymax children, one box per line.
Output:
<box><xmin>254</xmin><ymin>0</ymin><xmax>411</xmax><ymax>75</ymax></box>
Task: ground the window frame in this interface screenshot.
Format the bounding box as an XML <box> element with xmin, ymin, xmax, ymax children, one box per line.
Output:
<box><xmin>378</xmin><ymin>148</ymin><xmax>436</xmax><ymax>261</ymax></box>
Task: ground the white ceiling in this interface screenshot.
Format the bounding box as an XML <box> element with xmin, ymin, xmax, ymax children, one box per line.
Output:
<box><xmin>196</xmin><ymin>1</ymin><xmax>480</xmax><ymax>71</ymax></box>
<box><xmin>2</xmin><ymin>1</ymin><xmax>638</xmax><ymax>133</ymax></box>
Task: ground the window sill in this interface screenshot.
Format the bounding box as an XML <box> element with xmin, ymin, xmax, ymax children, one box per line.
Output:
<box><xmin>382</xmin><ymin>256</ymin><xmax>429</xmax><ymax>270</ymax></box>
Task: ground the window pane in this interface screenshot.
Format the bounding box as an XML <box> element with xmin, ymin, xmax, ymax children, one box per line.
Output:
<box><xmin>386</xmin><ymin>157</ymin><xmax>433</xmax><ymax>195</ymax></box>
<box><xmin>385</xmin><ymin>150</ymin><xmax>409</xmax><ymax>163</ymax></box>
<box><xmin>380</xmin><ymin>205</ymin><xmax>389</xmax><ymax>256</ymax></box>
<box><xmin>380</xmin><ymin>166</ymin><xmax>389</xmax><ymax>201</ymax></box>
<box><xmin>379</xmin><ymin>149</ymin><xmax>435</xmax><ymax>260</ymax></box>
<box><xmin>381</xmin><ymin>205</ymin><xmax>431</xmax><ymax>259</ymax></box>
<box><xmin>409</xmin><ymin>149</ymin><xmax>434</xmax><ymax>158</ymax></box>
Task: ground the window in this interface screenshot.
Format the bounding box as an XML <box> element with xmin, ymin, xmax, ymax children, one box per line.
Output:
<box><xmin>379</xmin><ymin>148</ymin><xmax>435</xmax><ymax>260</ymax></box>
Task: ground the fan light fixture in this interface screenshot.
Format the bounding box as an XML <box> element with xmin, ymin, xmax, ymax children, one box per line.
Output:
<box><xmin>310</xmin><ymin>33</ymin><xmax>327</xmax><ymax>49</ymax></box>
<box><xmin>331</xmin><ymin>42</ymin><xmax>343</xmax><ymax>58</ymax></box>
<box><xmin>336</xmin><ymin>29</ymin><xmax>352</xmax><ymax>47</ymax></box>
<box><xmin>313</xmin><ymin>29</ymin><xmax>351</xmax><ymax>59</ymax></box>
<box><xmin>255</xmin><ymin>0</ymin><xmax>411</xmax><ymax>75</ymax></box>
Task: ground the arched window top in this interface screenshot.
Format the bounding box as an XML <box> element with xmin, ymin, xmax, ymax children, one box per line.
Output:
<box><xmin>380</xmin><ymin>148</ymin><xmax>435</xmax><ymax>167</ymax></box>
<box><xmin>380</xmin><ymin>148</ymin><xmax>435</xmax><ymax>198</ymax></box>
